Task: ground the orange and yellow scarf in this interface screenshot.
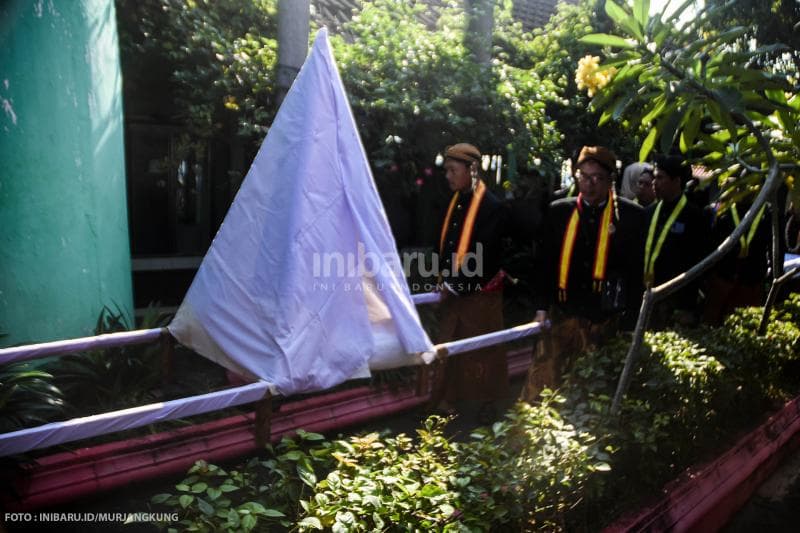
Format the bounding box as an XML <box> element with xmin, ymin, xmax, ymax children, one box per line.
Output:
<box><xmin>557</xmin><ymin>191</ymin><xmax>615</xmax><ymax>302</ymax></box>
<box><xmin>439</xmin><ymin>180</ymin><xmax>487</xmax><ymax>276</ymax></box>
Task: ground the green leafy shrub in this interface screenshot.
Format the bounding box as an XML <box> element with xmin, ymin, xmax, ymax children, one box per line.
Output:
<box><xmin>147</xmin><ymin>296</ymin><xmax>800</xmax><ymax>531</ymax></box>
<box><xmin>150</xmin><ymin>400</ymin><xmax>607</xmax><ymax>532</ymax></box>
<box><xmin>560</xmin><ymin>297</ymin><xmax>800</xmax><ymax>521</ymax></box>
<box><xmin>48</xmin><ymin>305</ymin><xmax>170</xmax><ymax>417</ymax></box>
<box><xmin>150</xmin><ymin>429</ymin><xmax>332</xmax><ymax>531</ymax></box>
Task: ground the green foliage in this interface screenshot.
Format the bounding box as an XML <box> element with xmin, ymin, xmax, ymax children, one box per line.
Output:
<box><xmin>118</xmin><ymin>0</ymin><xmax>279</xmax><ymax>154</ymax></box>
<box><xmin>525</xmin><ymin>0</ymin><xmax>639</xmax><ymax>166</ymax></box>
<box><xmin>47</xmin><ymin>305</ymin><xmax>170</xmax><ymax>417</ymax></box>
<box><xmin>332</xmin><ymin>0</ymin><xmax>562</xmax><ymax>175</ymax></box>
<box><xmin>703</xmin><ymin>0</ymin><xmax>800</xmax><ymax>71</ymax></box>
<box><xmin>562</xmin><ymin>296</ymin><xmax>800</xmax><ymax>517</ymax></box>
<box><xmin>150</xmin><ymin>404</ymin><xmax>605</xmax><ymax>531</ymax></box>
<box><xmin>150</xmin><ymin>430</ymin><xmax>332</xmax><ymax>531</ymax></box>
<box><xmin>580</xmin><ymin>0</ymin><xmax>799</xmax><ymax>200</ymax></box>
<box><xmin>0</xmin><ymin>362</ymin><xmax>63</xmax><ymax>433</ymax></box>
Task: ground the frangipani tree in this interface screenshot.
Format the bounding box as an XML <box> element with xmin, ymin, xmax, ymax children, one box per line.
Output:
<box><xmin>576</xmin><ymin>0</ymin><xmax>800</xmax><ymax>413</ymax></box>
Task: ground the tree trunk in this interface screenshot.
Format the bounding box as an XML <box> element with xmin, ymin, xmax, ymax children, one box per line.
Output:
<box><xmin>277</xmin><ymin>0</ymin><xmax>310</xmax><ymax>104</ymax></box>
<box><xmin>465</xmin><ymin>0</ymin><xmax>493</xmax><ymax>65</ymax></box>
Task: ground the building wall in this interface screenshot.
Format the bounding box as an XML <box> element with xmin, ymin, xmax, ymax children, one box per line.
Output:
<box><xmin>0</xmin><ymin>0</ymin><xmax>133</xmax><ymax>346</ymax></box>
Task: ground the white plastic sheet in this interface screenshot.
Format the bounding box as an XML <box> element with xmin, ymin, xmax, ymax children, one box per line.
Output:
<box><xmin>0</xmin><ymin>382</ymin><xmax>271</xmax><ymax>457</ymax></box>
<box><xmin>169</xmin><ymin>29</ymin><xmax>433</xmax><ymax>395</ymax></box>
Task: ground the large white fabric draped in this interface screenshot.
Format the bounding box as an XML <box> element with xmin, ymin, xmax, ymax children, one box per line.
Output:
<box><xmin>169</xmin><ymin>28</ymin><xmax>433</xmax><ymax>395</ymax></box>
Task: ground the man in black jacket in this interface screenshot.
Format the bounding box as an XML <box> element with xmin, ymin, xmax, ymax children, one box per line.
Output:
<box><xmin>522</xmin><ymin>146</ymin><xmax>645</xmax><ymax>402</ymax></box>
<box><xmin>644</xmin><ymin>154</ymin><xmax>711</xmax><ymax>328</ymax></box>
<box><xmin>432</xmin><ymin>143</ymin><xmax>509</xmax><ymax>419</ymax></box>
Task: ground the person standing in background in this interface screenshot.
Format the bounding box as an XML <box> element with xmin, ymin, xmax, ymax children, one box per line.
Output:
<box><xmin>644</xmin><ymin>154</ymin><xmax>711</xmax><ymax>328</ymax></box>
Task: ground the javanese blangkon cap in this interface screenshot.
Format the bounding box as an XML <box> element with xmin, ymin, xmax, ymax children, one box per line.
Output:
<box><xmin>444</xmin><ymin>143</ymin><xmax>481</xmax><ymax>165</ymax></box>
<box><xmin>576</xmin><ymin>145</ymin><xmax>617</xmax><ymax>173</ymax></box>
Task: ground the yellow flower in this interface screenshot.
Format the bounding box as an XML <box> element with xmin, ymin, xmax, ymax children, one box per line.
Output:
<box><xmin>575</xmin><ymin>55</ymin><xmax>617</xmax><ymax>97</ymax></box>
<box><xmin>223</xmin><ymin>95</ymin><xmax>239</xmax><ymax>111</ymax></box>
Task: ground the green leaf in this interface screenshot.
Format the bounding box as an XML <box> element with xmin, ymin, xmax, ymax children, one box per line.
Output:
<box><xmin>612</xmin><ymin>93</ymin><xmax>635</xmax><ymax>121</ymax></box>
<box><xmin>642</xmin><ymin>96</ymin><xmax>667</xmax><ymax>126</ymax></box>
<box><xmin>296</xmin><ymin>430</ymin><xmax>325</xmax><ymax>441</ymax></box>
<box><xmin>280</xmin><ymin>450</ymin><xmax>304</xmax><ymax>461</ymax></box>
<box><xmin>579</xmin><ymin>33</ymin><xmax>635</xmax><ymax>49</ymax></box>
<box><xmin>594</xmin><ymin>462</ymin><xmax>612</xmax><ymax>471</ymax></box>
<box><xmin>298</xmin><ymin>517</ymin><xmax>323</xmax><ymax>530</ymax></box>
<box><xmin>633</xmin><ymin>0</ymin><xmax>650</xmax><ymax>30</ymax></box>
<box><xmin>652</xmin><ymin>19</ymin><xmax>671</xmax><ymax>47</ymax></box>
<box><xmin>606</xmin><ymin>0</ymin><xmax>643</xmax><ymax>41</ymax></box>
<box><xmin>707</xmin><ymin>101</ymin><xmax>738</xmax><ymax>144</ymax></box>
<box><xmin>206</xmin><ymin>487</ymin><xmax>221</xmax><ymax>500</ymax></box>
<box><xmin>697</xmin><ymin>133</ymin><xmax>727</xmax><ymax>154</ymax></box>
<box><xmin>614</xmin><ymin>63</ymin><xmax>646</xmax><ymax>84</ymax></box>
<box><xmin>179</xmin><ymin>495</ymin><xmax>194</xmax><ymax>509</ymax></box>
<box><xmin>420</xmin><ymin>484</ymin><xmax>446</xmax><ymax>498</ymax></box>
<box><xmin>604</xmin><ymin>1</ymin><xmax>629</xmax><ymax>27</ymax></box>
<box><xmin>363</xmin><ymin>494</ymin><xmax>381</xmax><ymax>508</ymax></box>
<box><xmin>219</xmin><ymin>484</ymin><xmax>239</xmax><ymax>493</ymax></box>
<box><xmin>241</xmin><ymin>502</ymin><xmax>269</xmax><ymax>515</ymax></box>
<box><xmin>197</xmin><ymin>497</ymin><xmax>214</xmax><ymax>516</ymax></box>
<box><xmin>297</xmin><ymin>465</ymin><xmax>318</xmax><ymax>488</ymax></box>
<box><xmin>150</xmin><ymin>493</ymin><xmax>171</xmax><ymax>504</ymax></box>
<box><xmin>242</xmin><ymin>514</ymin><xmax>257</xmax><ymax>532</ymax></box>
<box><xmin>190</xmin><ymin>482</ymin><xmax>208</xmax><ymax>493</ymax></box>
<box><xmin>263</xmin><ymin>509</ymin><xmax>286</xmax><ymax>517</ymax></box>
<box><xmin>680</xmin><ymin>109</ymin><xmax>701</xmax><ymax>152</ymax></box>
<box><xmin>599</xmin><ymin>106</ymin><xmax>615</xmax><ymax>127</ymax></box>
<box><xmin>226</xmin><ymin>509</ymin><xmax>240</xmax><ymax>529</ymax></box>
<box><xmin>640</xmin><ymin>127</ymin><xmax>658</xmax><ymax>161</ymax></box>
<box><xmin>712</xmin><ymin>87</ymin><xmax>744</xmax><ymax>115</ymax></box>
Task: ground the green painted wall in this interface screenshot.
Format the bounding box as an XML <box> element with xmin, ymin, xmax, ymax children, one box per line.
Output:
<box><xmin>0</xmin><ymin>0</ymin><xmax>133</xmax><ymax>346</ymax></box>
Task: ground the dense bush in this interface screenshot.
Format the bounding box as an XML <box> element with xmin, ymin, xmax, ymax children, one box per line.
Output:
<box><xmin>150</xmin><ymin>399</ymin><xmax>604</xmax><ymax>532</ymax></box>
<box><xmin>561</xmin><ymin>301</ymin><xmax>800</xmax><ymax>520</ymax></box>
<box><xmin>148</xmin><ymin>297</ymin><xmax>800</xmax><ymax>531</ymax></box>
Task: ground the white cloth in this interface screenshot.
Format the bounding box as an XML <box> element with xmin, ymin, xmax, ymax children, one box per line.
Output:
<box><xmin>169</xmin><ymin>28</ymin><xmax>433</xmax><ymax>395</ymax></box>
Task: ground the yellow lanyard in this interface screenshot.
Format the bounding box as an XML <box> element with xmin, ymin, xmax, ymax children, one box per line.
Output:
<box><xmin>439</xmin><ymin>180</ymin><xmax>486</xmax><ymax>275</ymax></box>
<box><xmin>557</xmin><ymin>192</ymin><xmax>614</xmax><ymax>301</ymax></box>
<box><xmin>730</xmin><ymin>203</ymin><xmax>766</xmax><ymax>258</ymax></box>
<box><xmin>644</xmin><ymin>195</ymin><xmax>688</xmax><ymax>287</ymax></box>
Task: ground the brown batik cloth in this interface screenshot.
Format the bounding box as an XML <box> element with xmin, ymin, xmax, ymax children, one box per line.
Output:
<box><xmin>520</xmin><ymin>314</ymin><xmax>616</xmax><ymax>403</ymax></box>
<box><xmin>702</xmin><ymin>275</ymin><xmax>764</xmax><ymax>326</ymax></box>
<box><xmin>431</xmin><ymin>290</ymin><xmax>508</xmax><ymax>404</ymax></box>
